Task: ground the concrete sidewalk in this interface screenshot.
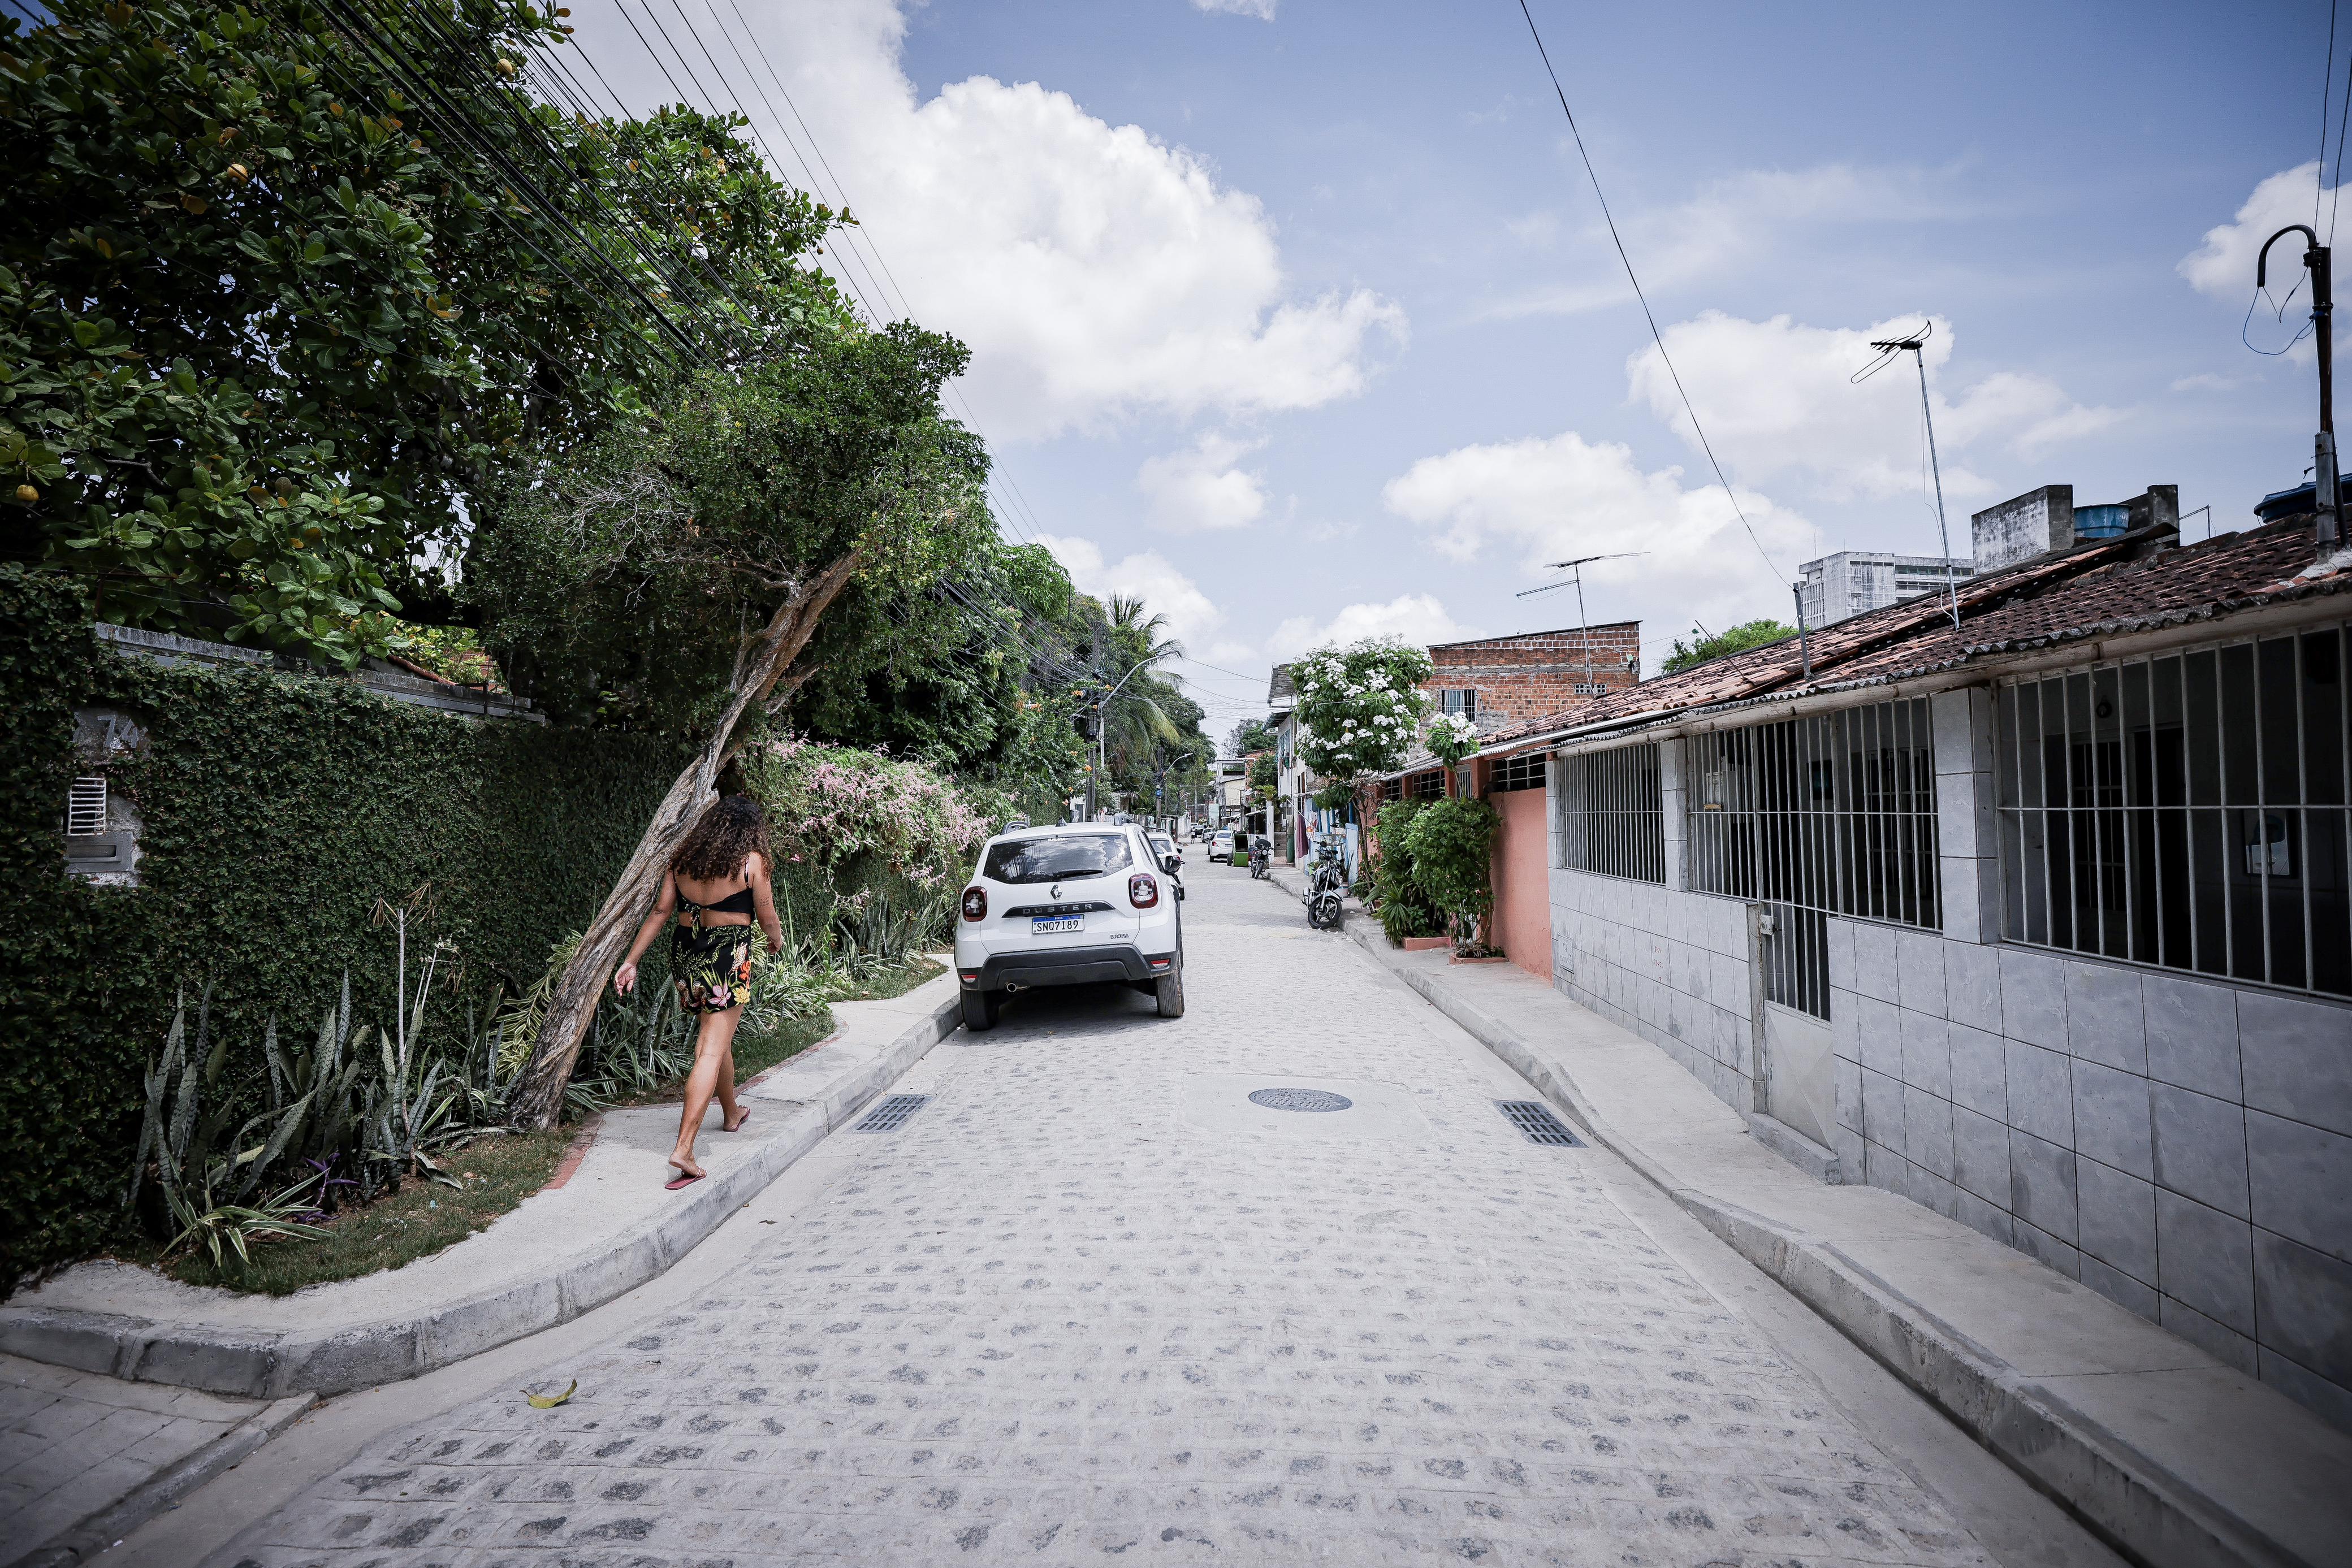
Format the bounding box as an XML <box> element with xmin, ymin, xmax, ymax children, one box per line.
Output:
<box><xmin>1</xmin><ymin>1353</ymin><xmax>309</xmax><ymax>1568</ymax></box>
<box><xmin>0</xmin><ymin>972</ymin><xmax>963</xmax><ymax>1403</ymax></box>
<box><xmin>1262</xmin><ymin>867</ymin><xmax>2352</xmax><ymax>1568</ymax></box>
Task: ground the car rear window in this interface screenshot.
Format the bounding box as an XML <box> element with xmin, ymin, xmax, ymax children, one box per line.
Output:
<box><xmin>983</xmin><ymin>833</ymin><xmax>1134</xmax><ymax>884</ymax></box>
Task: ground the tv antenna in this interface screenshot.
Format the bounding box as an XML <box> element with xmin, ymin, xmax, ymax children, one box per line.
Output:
<box><xmin>1854</xmin><ymin>320</ymin><xmax>1962</xmax><ymax>629</ymax></box>
<box><xmin>1517</xmin><ymin>551</ymin><xmax>1645</xmax><ymax>695</ymax></box>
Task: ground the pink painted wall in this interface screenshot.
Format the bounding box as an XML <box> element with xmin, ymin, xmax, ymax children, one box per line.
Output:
<box><xmin>1488</xmin><ymin>787</ymin><xmax>1551</xmax><ymax>981</ymax></box>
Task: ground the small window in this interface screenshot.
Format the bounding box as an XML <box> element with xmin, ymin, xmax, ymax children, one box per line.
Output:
<box><xmin>1405</xmin><ymin>769</ymin><xmax>1445</xmax><ymax>800</ymax></box>
<box><xmin>1442</xmin><ymin>688</ymin><xmax>1477</xmax><ymax>720</ymax></box>
<box><xmin>1489</xmin><ymin>753</ymin><xmax>1547</xmax><ymax>794</ymax></box>
<box><xmin>67</xmin><ymin>777</ymin><xmax>107</xmax><ymax>837</ymax></box>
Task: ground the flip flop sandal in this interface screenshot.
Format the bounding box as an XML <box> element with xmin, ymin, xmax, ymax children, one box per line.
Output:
<box><xmin>725</xmin><ymin>1109</ymin><xmax>751</xmax><ymax>1133</ymax></box>
<box><xmin>664</xmin><ymin>1168</ymin><xmax>705</xmax><ymax>1191</ymax></box>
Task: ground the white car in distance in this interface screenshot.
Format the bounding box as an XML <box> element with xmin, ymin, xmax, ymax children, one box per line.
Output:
<box><xmin>954</xmin><ymin>823</ymin><xmax>1185</xmax><ymax>1031</ymax></box>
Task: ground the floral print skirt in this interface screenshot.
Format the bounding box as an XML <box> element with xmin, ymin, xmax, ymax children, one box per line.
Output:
<box><xmin>670</xmin><ymin>921</ymin><xmax>755</xmax><ymax>1015</ymax></box>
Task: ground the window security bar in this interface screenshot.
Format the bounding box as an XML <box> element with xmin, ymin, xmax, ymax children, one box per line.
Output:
<box><xmin>1489</xmin><ymin>753</ymin><xmax>1547</xmax><ymax>794</ymax></box>
<box><xmin>67</xmin><ymin>777</ymin><xmax>107</xmax><ymax>837</ymax></box>
<box><xmin>1995</xmin><ymin>621</ymin><xmax>2350</xmax><ymax>999</ymax></box>
<box><xmin>1558</xmin><ymin>743</ymin><xmax>1665</xmax><ymax>883</ymax></box>
<box><xmin>1688</xmin><ymin>697</ymin><xmax>1941</xmax><ymax>1017</ymax></box>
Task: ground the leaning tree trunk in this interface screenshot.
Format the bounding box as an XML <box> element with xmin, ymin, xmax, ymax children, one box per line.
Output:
<box><xmin>506</xmin><ymin>553</ymin><xmax>862</xmax><ymax>1129</ymax></box>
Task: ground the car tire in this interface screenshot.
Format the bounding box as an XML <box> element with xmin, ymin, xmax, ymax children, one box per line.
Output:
<box><xmin>1155</xmin><ymin>963</ymin><xmax>1185</xmax><ymax>1019</ymax></box>
<box><xmin>961</xmin><ymin>987</ymin><xmax>1001</xmax><ymax>1032</ymax></box>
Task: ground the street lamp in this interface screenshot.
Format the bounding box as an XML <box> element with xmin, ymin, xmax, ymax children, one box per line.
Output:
<box><xmin>1086</xmin><ymin>653</ymin><xmax>1158</xmax><ymax>821</ymax></box>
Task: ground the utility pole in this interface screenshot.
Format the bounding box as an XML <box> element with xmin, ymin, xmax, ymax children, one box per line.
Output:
<box><xmin>1860</xmin><ymin>326</ymin><xmax>1962</xmax><ymax>630</ymax></box>
<box><xmin>2258</xmin><ymin>224</ymin><xmax>2341</xmax><ymax>549</ymax></box>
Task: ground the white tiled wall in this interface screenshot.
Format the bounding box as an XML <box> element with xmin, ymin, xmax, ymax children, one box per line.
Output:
<box><xmin>1542</xmin><ymin>686</ymin><xmax>2352</xmax><ymax>1432</ymax></box>
<box><xmin>1548</xmin><ymin>866</ymin><xmax>1760</xmax><ymax>1114</ymax></box>
<box><xmin>1826</xmin><ymin>920</ymin><xmax>2352</xmax><ymax>1428</ymax></box>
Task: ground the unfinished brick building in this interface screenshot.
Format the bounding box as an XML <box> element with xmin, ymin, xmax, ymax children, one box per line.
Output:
<box><xmin>1422</xmin><ymin>622</ymin><xmax>1642</xmax><ymax>727</ymax></box>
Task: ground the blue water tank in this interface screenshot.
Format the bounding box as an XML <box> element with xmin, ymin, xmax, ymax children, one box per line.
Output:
<box><xmin>2074</xmin><ymin>504</ymin><xmax>2131</xmax><ymax>539</ymax></box>
<box><xmin>2256</xmin><ymin>483</ymin><xmax>2316</xmax><ymax>523</ymax></box>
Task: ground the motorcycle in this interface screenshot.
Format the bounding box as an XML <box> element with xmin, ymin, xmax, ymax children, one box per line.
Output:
<box><xmin>1303</xmin><ymin>834</ymin><xmax>1347</xmax><ymax>930</ymax></box>
<box><xmin>1247</xmin><ymin>834</ymin><xmax>1272</xmax><ymax>880</ymax></box>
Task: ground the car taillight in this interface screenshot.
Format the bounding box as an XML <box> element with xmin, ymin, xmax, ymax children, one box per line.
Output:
<box><xmin>1129</xmin><ymin>873</ymin><xmax>1158</xmax><ymax>908</ymax></box>
<box><xmin>961</xmin><ymin>886</ymin><xmax>988</xmax><ymax>921</ymax></box>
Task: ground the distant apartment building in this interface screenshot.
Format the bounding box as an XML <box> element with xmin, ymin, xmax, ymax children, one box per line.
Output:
<box><xmin>1797</xmin><ymin>550</ymin><xmax>1975</xmax><ymax>628</ymax></box>
<box><xmin>1422</xmin><ymin>623</ymin><xmax>1641</xmax><ymax>728</ymax></box>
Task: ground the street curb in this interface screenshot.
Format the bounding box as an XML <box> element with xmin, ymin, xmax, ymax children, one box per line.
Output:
<box><xmin>8</xmin><ymin>1391</ymin><xmax>314</xmax><ymax>1568</ymax></box>
<box><xmin>0</xmin><ymin>991</ymin><xmax>964</xmax><ymax>1401</ymax></box>
<box><xmin>1334</xmin><ymin>911</ymin><xmax>2326</xmax><ymax>1568</ymax></box>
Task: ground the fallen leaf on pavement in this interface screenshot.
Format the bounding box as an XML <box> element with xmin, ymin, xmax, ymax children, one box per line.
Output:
<box><xmin>525</xmin><ymin>1380</ymin><xmax>577</xmax><ymax>1409</ymax></box>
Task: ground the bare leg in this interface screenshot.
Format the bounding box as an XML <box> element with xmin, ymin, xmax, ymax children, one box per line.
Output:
<box><xmin>719</xmin><ymin>1037</ymin><xmax>749</xmax><ymax>1131</ymax></box>
<box><xmin>669</xmin><ymin>1004</ymin><xmax>745</xmax><ymax>1177</ymax></box>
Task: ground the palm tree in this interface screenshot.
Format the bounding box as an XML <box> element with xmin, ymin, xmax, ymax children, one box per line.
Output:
<box><xmin>1085</xmin><ymin>595</ymin><xmax>1190</xmax><ymax>811</ymax></box>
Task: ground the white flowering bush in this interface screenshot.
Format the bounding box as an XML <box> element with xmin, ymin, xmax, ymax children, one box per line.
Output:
<box><xmin>1291</xmin><ymin>639</ymin><xmax>1434</xmax><ymax>783</ymax></box>
<box><xmin>1426</xmin><ymin>710</ymin><xmax>1481</xmax><ymax>767</ymax></box>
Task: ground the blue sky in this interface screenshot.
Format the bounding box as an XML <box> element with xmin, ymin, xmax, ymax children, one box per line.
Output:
<box><xmin>561</xmin><ymin>0</ymin><xmax>2346</xmax><ymax>735</ymax></box>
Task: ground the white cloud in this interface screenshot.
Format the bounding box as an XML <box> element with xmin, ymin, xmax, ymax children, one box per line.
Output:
<box><xmin>1381</xmin><ymin>428</ymin><xmax>1813</xmax><ymax>646</ymax></box>
<box><xmin>723</xmin><ymin>0</ymin><xmax>1396</xmax><ymax>439</ymax></box>
<box><xmin>1625</xmin><ymin>311</ymin><xmax>2120</xmax><ymax>503</ymax></box>
<box><xmin>2180</xmin><ymin>164</ymin><xmax>2334</xmax><ymax>300</ymax></box>
<box><xmin>1266</xmin><ymin>594</ymin><xmax>1476</xmax><ymax>662</ymax></box>
<box><xmin>1137</xmin><ymin>432</ymin><xmax>1268</xmax><ymax>531</ymax></box>
<box><xmin>1487</xmin><ymin>164</ymin><xmax>1949</xmax><ymax>319</ymax></box>
<box><xmin>2171</xmin><ymin>372</ymin><xmax>2244</xmax><ymax>393</ymax></box>
<box><xmin>1036</xmin><ymin>533</ymin><xmax>1225</xmax><ymax>655</ymax></box>
<box><xmin>1192</xmin><ymin>0</ymin><xmax>1276</xmax><ymax>18</ymax></box>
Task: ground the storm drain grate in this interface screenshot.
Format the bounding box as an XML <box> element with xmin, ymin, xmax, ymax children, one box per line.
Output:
<box><xmin>1495</xmin><ymin>1100</ymin><xmax>1583</xmax><ymax>1146</ymax></box>
<box><xmin>853</xmin><ymin>1094</ymin><xmax>931</xmax><ymax>1133</ymax></box>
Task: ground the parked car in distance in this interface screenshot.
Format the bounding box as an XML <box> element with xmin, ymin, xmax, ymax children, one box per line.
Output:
<box><xmin>953</xmin><ymin>822</ymin><xmax>1184</xmax><ymax>1031</ymax></box>
<box><xmin>1210</xmin><ymin>827</ymin><xmax>1235</xmax><ymax>860</ymax></box>
<box><xmin>1147</xmin><ymin>830</ymin><xmax>1185</xmax><ymax>898</ymax></box>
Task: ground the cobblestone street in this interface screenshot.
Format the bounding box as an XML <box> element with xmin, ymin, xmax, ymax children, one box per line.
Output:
<box><xmin>223</xmin><ymin>865</ymin><xmax>2004</xmax><ymax>1567</ymax></box>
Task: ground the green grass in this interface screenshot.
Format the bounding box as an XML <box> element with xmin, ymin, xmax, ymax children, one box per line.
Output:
<box><xmin>150</xmin><ymin>1127</ymin><xmax>576</xmax><ymax>1296</ymax></box>
<box><xmin>733</xmin><ymin>1005</ymin><xmax>840</xmax><ymax>1080</ymax></box>
<box><xmin>837</xmin><ymin>954</ymin><xmax>945</xmax><ymax>1003</ymax></box>
<box><xmin>123</xmin><ymin>965</ymin><xmax>942</xmax><ymax>1296</ymax></box>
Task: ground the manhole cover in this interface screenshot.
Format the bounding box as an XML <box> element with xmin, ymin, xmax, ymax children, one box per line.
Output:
<box><xmin>1248</xmin><ymin>1088</ymin><xmax>1354</xmax><ymax>1114</ymax></box>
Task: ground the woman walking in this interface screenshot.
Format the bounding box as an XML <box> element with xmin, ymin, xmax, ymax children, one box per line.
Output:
<box><xmin>613</xmin><ymin>795</ymin><xmax>784</xmax><ymax>1188</ymax></box>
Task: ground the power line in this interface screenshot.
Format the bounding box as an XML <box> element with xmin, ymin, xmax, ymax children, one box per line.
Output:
<box><xmin>1512</xmin><ymin>0</ymin><xmax>1783</xmax><ymax>586</ymax></box>
<box><xmin>2333</xmin><ymin>25</ymin><xmax>2352</xmax><ymax>244</ymax></box>
<box><xmin>311</xmin><ymin>0</ymin><xmax>698</xmax><ymax>358</ymax></box>
<box><xmin>694</xmin><ymin>0</ymin><xmax>1065</xmax><ymax>552</ymax></box>
<box><xmin>2324</xmin><ymin>0</ymin><xmax>2342</xmax><ymax>233</ymax></box>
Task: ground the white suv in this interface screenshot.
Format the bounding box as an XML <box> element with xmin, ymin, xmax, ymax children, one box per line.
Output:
<box><xmin>953</xmin><ymin>823</ymin><xmax>1184</xmax><ymax>1030</ymax></box>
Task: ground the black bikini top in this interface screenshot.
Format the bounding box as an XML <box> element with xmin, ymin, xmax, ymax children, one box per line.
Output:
<box><xmin>677</xmin><ymin>872</ymin><xmax>756</xmax><ymax>925</ymax></box>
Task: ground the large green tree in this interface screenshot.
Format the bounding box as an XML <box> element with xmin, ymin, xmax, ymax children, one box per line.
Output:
<box><xmin>0</xmin><ymin>0</ymin><xmax>837</xmax><ymax>664</ymax></box>
<box><xmin>474</xmin><ymin>335</ymin><xmax>983</xmax><ymax>1123</ymax></box>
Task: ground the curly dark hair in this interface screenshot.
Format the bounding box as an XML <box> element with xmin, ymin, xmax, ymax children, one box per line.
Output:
<box><xmin>670</xmin><ymin>794</ymin><xmax>771</xmax><ymax>883</ymax></box>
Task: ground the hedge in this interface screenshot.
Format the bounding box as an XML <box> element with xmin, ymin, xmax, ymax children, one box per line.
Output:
<box><xmin>0</xmin><ymin>565</ymin><xmax>685</xmax><ymax>1289</ymax></box>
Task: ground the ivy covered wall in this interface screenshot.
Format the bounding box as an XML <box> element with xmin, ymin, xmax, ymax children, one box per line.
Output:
<box><xmin>0</xmin><ymin>566</ymin><xmax>686</xmax><ymax>1289</ymax></box>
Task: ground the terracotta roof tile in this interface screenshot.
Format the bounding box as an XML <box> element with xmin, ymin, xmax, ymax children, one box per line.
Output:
<box><xmin>1467</xmin><ymin>518</ymin><xmax>2352</xmax><ymax>755</ymax></box>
